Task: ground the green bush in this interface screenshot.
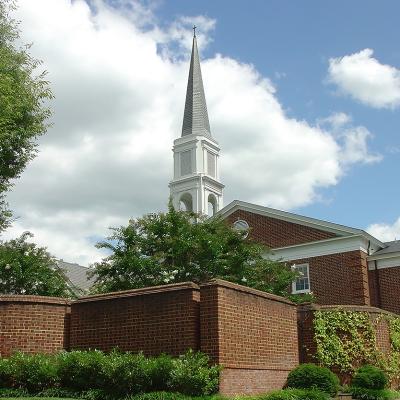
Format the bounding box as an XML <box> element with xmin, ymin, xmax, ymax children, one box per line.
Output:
<box><xmin>349</xmin><ymin>387</ymin><xmax>400</xmax><ymax>400</ymax></box>
<box><xmin>169</xmin><ymin>350</ymin><xmax>220</xmax><ymax>396</ymax></box>
<box><xmin>286</xmin><ymin>364</ymin><xmax>339</xmax><ymax>395</ymax></box>
<box><xmin>9</xmin><ymin>353</ymin><xmax>59</xmax><ymax>392</ymax></box>
<box><xmin>146</xmin><ymin>355</ymin><xmax>174</xmax><ymax>392</ymax></box>
<box><xmin>0</xmin><ymin>350</ymin><xmax>219</xmax><ymax>398</ymax></box>
<box><xmin>58</xmin><ymin>350</ymin><xmax>107</xmax><ymax>392</ymax></box>
<box><xmin>125</xmin><ymin>392</ymin><xmax>221</xmax><ymax>400</ymax></box>
<box><xmin>0</xmin><ymin>357</ymin><xmax>12</xmax><ymax>388</ymax></box>
<box><xmin>101</xmin><ymin>351</ymin><xmax>151</xmax><ymax>396</ymax></box>
<box><xmin>126</xmin><ymin>392</ymin><xmax>190</xmax><ymax>400</ymax></box>
<box><xmin>260</xmin><ymin>388</ymin><xmax>330</xmax><ymax>400</ymax></box>
<box><xmin>0</xmin><ymin>387</ymin><xmax>28</xmax><ymax>398</ymax></box>
<box><xmin>351</xmin><ymin>365</ymin><xmax>388</xmax><ymax>390</ymax></box>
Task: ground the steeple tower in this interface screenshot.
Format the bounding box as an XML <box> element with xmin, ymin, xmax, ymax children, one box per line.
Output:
<box><xmin>169</xmin><ymin>29</ymin><xmax>224</xmax><ymax>216</ymax></box>
<box><xmin>181</xmin><ymin>31</ymin><xmax>211</xmax><ymax>137</ymax></box>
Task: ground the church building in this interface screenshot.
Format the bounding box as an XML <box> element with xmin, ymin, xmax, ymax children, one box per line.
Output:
<box><xmin>170</xmin><ymin>30</ymin><xmax>400</xmax><ymax>315</ymax></box>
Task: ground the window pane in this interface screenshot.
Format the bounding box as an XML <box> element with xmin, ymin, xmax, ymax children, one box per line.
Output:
<box><xmin>294</xmin><ymin>264</ymin><xmax>310</xmax><ymax>292</ymax></box>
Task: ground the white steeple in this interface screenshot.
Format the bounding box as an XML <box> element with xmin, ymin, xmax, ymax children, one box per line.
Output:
<box><xmin>169</xmin><ymin>29</ymin><xmax>224</xmax><ymax>216</ymax></box>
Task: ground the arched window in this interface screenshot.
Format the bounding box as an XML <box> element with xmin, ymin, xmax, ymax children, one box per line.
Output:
<box><xmin>207</xmin><ymin>194</ymin><xmax>217</xmax><ymax>216</ymax></box>
<box><xmin>179</xmin><ymin>193</ymin><xmax>193</xmax><ymax>212</ymax></box>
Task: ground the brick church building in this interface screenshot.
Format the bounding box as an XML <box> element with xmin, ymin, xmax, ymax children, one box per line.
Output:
<box><xmin>169</xmin><ymin>30</ymin><xmax>400</xmax><ymax>316</ymax></box>
<box><xmin>1</xmin><ymin>31</ymin><xmax>399</xmax><ymax>397</ymax></box>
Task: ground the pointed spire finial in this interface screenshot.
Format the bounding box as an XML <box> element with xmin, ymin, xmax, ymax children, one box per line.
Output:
<box><xmin>181</xmin><ymin>28</ymin><xmax>211</xmax><ymax>137</ymax></box>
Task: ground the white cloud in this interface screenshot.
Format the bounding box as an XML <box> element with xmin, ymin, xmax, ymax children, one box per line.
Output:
<box><xmin>318</xmin><ymin>112</ymin><xmax>352</xmax><ymax>130</ymax></box>
<box><xmin>367</xmin><ymin>218</ymin><xmax>400</xmax><ymax>242</ymax></box>
<box><xmin>328</xmin><ymin>48</ymin><xmax>400</xmax><ymax>109</ymax></box>
<box><xmin>318</xmin><ymin>112</ymin><xmax>381</xmax><ymax>165</ymax></box>
<box><xmin>2</xmin><ymin>0</ymin><xmax>380</xmax><ymax>265</ymax></box>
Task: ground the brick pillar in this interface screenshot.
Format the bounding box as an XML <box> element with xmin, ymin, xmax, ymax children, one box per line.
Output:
<box><xmin>349</xmin><ymin>251</ymin><xmax>370</xmax><ymax>306</ymax></box>
<box><xmin>199</xmin><ymin>283</ymin><xmax>220</xmax><ymax>363</ymax></box>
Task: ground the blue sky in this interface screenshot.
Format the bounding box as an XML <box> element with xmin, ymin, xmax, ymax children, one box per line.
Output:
<box><xmin>157</xmin><ymin>0</ymin><xmax>400</xmax><ymax>228</ymax></box>
<box><xmin>5</xmin><ymin>0</ymin><xmax>400</xmax><ymax>264</ymax></box>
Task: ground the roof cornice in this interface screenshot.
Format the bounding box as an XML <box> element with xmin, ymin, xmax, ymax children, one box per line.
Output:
<box><xmin>217</xmin><ymin>200</ymin><xmax>385</xmax><ymax>248</ymax></box>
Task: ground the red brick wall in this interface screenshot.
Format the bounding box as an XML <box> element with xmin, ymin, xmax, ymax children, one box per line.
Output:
<box><xmin>227</xmin><ymin>210</ymin><xmax>337</xmax><ymax>248</ymax></box>
<box><xmin>298</xmin><ymin>304</ymin><xmax>395</xmax><ymax>384</ymax></box>
<box><xmin>292</xmin><ymin>251</ymin><xmax>370</xmax><ymax>306</ymax></box>
<box><xmin>69</xmin><ymin>282</ymin><xmax>201</xmax><ymax>356</ymax></box>
<box><xmin>369</xmin><ymin>266</ymin><xmax>400</xmax><ymax>315</ymax></box>
<box><xmin>0</xmin><ymin>295</ymin><xmax>71</xmax><ymax>357</ymax></box>
<box><xmin>201</xmin><ymin>280</ymin><xmax>299</xmax><ymax>396</ymax></box>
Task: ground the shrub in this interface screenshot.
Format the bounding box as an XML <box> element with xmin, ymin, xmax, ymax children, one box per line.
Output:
<box><xmin>9</xmin><ymin>353</ymin><xmax>59</xmax><ymax>392</ymax></box>
<box><xmin>286</xmin><ymin>364</ymin><xmax>339</xmax><ymax>395</ymax></box>
<box><xmin>351</xmin><ymin>365</ymin><xmax>388</xmax><ymax>390</ymax></box>
<box><xmin>146</xmin><ymin>355</ymin><xmax>174</xmax><ymax>392</ymax></box>
<box><xmin>0</xmin><ymin>350</ymin><xmax>219</xmax><ymax>397</ymax></box>
<box><xmin>169</xmin><ymin>350</ymin><xmax>220</xmax><ymax>396</ymax></box>
<box><xmin>349</xmin><ymin>387</ymin><xmax>400</xmax><ymax>400</ymax></box>
<box><xmin>58</xmin><ymin>350</ymin><xmax>107</xmax><ymax>391</ymax></box>
<box><xmin>126</xmin><ymin>392</ymin><xmax>190</xmax><ymax>400</ymax></box>
<box><xmin>101</xmin><ymin>351</ymin><xmax>151</xmax><ymax>396</ymax></box>
<box><xmin>260</xmin><ymin>388</ymin><xmax>330</xmax><ymax>400</ymax></box>
<box><xmin>0</xmin><ymin>387</ymin><xmax>28</xmax><ymax>398</ymax></box>
<box><xmin>0</xmin><ymin>357</ymin><xmax>12</xmax><ymax>388</ymax></box>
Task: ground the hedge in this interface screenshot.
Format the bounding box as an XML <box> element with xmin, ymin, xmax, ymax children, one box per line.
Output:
<box><xmin>0</xmin><ymin>350</ymin><xmax>220</xmax><ymax>398</ymax></box>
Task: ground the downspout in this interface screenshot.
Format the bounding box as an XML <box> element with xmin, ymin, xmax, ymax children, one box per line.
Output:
<box><xmin>368</xmin><ymin>241</ymin><xmax>383</xmax><ymax>308</ymax></box>
<box><xmin>374</xmin><ymin>259</ymin><xmax>382</xmax><ymax>309</ymax></box>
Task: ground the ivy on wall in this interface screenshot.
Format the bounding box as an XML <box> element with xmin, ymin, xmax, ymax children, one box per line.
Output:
<box><xmin>313</xmin><ymin>309</ymin><xmax>400</xmax><ymax>383</ymax></box>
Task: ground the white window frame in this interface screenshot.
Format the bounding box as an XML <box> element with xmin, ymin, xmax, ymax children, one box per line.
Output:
<box><xmin>291</xmin><ymin>263</ymin><xmax>311</xmax><ymax>294</ymax></box>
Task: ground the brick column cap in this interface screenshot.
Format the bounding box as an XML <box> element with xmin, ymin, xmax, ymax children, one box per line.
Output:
<box><xmin>200</xmin><ymin>279</ymin><xmax>295</xmax><ymax>306</ymax></box>
<box><xmin>298</xmin><ymin>303</ymin><xmax>399</xmax><ymax>317</ymax></box>
<box><xmin>74</xmin><ymin>281</ymin><xmax>200</xmax><ymax>304</ymax></box>
<box><xmin>0</xmin><ymin>295</ymin><xmax>71</xmax><ymax>306</ymax></box>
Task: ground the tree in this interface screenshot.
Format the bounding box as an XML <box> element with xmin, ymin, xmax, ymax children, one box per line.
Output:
<box><xmin>90</xmin><ymin>203</ymin><xmax>298</xmax><ymax>298</ymax></box>
<box><xmin>0</xmin><ymin>0</ymin><xmax>53</xmax><ymax>232</ymax></box>
<box><xmin>0</xmin><ymin>231</ymin><xmax>72</xmax><ymax>297</ymax></box>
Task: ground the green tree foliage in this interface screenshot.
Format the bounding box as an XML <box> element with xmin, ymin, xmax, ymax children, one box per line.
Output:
<box><xmin>0</xmin><ymin>0</ymin><xmax>53</xmax><ymax>231</ymax></box>
<box><xmin>90</xmin><ymin>203</ymin><xmax>296</xmax><ymax>296</ymax></box>
<box><xmin>0</xmin><ymin>231</ymin><xmax>71</xmax><ymax>297</ymax></box>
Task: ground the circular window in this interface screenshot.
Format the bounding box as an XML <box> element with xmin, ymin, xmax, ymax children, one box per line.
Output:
<box><xmin>233</xmin><ymin>219</ymin><xmax>250</xmax><ymax>238</ymax></box>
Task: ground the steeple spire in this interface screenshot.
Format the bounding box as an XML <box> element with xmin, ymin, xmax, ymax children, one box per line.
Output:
<box><xmin>181</xmin><ymin>30</ymin><xmax>211</xmax><ymax>137</ymax></box>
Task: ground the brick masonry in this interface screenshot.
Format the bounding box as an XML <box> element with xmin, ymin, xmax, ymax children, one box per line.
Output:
<box><xmin>369</xmin><ymin>266</ymin><xmax>400</xmax><ymax>315</ymax></box>
<box><xmin>0</xmin><ymin>280</ymin><xmax>398</xmax><ymax>396</ymax></box>
<box><xmin>0</xmin><ymin>295</ymin><xmax>71</xmax><ymax>357</ymax></box>
<box><xmin>297</xmin><ymin>304</ymin><xmax>395</xmax><ymax>384</ymax></box>
<box><xmin>226</xmin><ymin>210</ymin><xmax>337</xmax><ymax>248</ymax></box>
<box><xmin>0</xmin><ymin>280</ymin><xmax>299</xmax><ymax>396</ymax></box>
<box><xmin>69</xmin><ymin>282</ymin><xmax>201</xmax><ymax>356</ymax></box>
<box><xmin>292</xmin><ymin>250</ymin><xmax>370</xmax><ymax>306</ymax></box>
<box><xmin>201</xmin><ymin>280</ymin><xmax>299</xmax><ymax>396</ymax></box>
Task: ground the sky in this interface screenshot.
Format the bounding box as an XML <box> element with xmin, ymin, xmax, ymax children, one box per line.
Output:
<box><xmin>3</xmin><ymin>0</ymin><xmax>400</xmax><ymax>265</ymax></box>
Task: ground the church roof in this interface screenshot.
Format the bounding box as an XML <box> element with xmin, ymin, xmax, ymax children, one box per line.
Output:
<box><xmin>218</xmin><ymin>199</ymin><xmax>386</xmax><ymax>249</ymax></box>
<box><xmin>57</xmin><ymin>260</ymin><xmax>96</xmax><ymax>295</ymax></box>
<box><xmin>181</xmin><ymin>33</ymin><xmax>211</xmax><ymax>137</ymax></box>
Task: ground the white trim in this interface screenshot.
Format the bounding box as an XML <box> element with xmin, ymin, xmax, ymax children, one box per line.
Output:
<box><xmin>269</xmin><ymin>235</ymin><xmax>369</xmax><ymax>262</ymax></box>
<box><xmin>217</xmin><ymin>200</ymin><xmax>385</xmax><ymax>248</ymax></box>
<box><xmin>368</xmin><ymin>251</ymin><xmax>400</xmax><ymax>261</ymax></box>
<box><xmin>291</xmin><ymin>263</ymin><xmax>311</xmax><ymax>294</ymax></box>
<box><xmin>368</xmin><ymin>257</ymin><xmax>400</xmax><ymax>270</ymax></box>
